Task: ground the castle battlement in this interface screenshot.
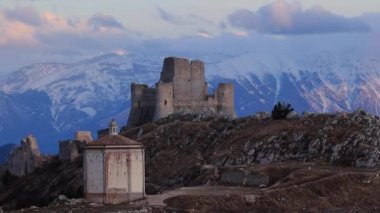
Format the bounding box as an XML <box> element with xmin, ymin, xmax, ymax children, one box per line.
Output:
<box><xmin>127</xmin><ymin>57</ymin><xmax>235</xmax><ymax>127</ymax></box>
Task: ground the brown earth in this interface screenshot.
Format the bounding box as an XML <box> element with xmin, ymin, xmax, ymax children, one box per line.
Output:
<box><xmin>163</xmin><ymin>164</ymin><xmax>380</xmax><ymax>212</ymax></box>
<box><xmin>7</xmin><ymin>163</ymin><xmax>380</xmax><ymax>212</ymax></box>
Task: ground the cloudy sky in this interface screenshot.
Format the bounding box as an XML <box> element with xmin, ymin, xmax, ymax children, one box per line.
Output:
<box><xmin>0</xmin><ymin>0</ymin><xmax>379</xmax><ymax>73</ymax></box>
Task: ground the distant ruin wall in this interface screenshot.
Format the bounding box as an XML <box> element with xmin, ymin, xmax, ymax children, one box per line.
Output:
<box><xmin>8</xmin><ymin>135</ymin><xmax>44</xmax><ymax>177</ymax></box>
<box><xmin>127</xmin><ymin>57</ymin><xmax>236</xmax><ymax>127</ymax></box>
<box><xmin>59</xmin><ymin>140</ymin><xmax>79</xmax><ymax>162</ymax></box>
<box><xmin>59</xmin><ymin>139</ymin><xmax>87</xmax><ymax>162</ymax></box>
<box><xmin>75</xmin><ymin>131</ymin><xmax>93</xmax><ymax>143</ymax></box>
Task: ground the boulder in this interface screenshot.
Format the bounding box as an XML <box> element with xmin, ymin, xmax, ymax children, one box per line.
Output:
<box><xmin>58</xmin><ymin>194</ymin><xmax>68</xmax><ymax>201</ymax></box>
<box><xmin>254</xmin><ymin>112</ymin><xmax>270</xmax><ymax>120</ymax></box>
<box><xmin>286</xmin><ymin>111</ymin><xmax>299</xmax><ymax>119</ymax></box>
<box><xmin>145</xmin><ymin>183</ymin><xmax>163</xmax><ymax>195</ymax></box>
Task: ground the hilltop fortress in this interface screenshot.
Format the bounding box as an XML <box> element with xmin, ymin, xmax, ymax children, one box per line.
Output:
<box><xmin>127</xmin><ymin>57</ymin><xmax>235</xmax><ymax>127</ymax></box>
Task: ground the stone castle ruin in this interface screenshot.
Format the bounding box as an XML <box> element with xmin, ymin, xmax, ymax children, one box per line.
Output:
<box><xmin>59</xmin><ymin>131</ymin><xmax>93</xmax><ymax>162</ymax></box>
<box><xmin>127</xmin><ymin>57</ymin><xmax>235</xmax><ymax>127</ymax></box>
<box><xmin>8</xmin><ymin>135</ymin><xmax>45</xmax><ymax>176</ymax></box>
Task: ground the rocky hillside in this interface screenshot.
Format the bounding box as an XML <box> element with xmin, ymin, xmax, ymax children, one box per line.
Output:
<box><xmin>123</xmin><ymin>109</ymin><xmax>380</xmax><ymax>187</ymax></box>
<box><xmin>1</xmin><ymin>110</ymin><xmax>380</xmax><ymax>211</ymax></box>
<box><xmin>0</xmin><ymin>157</ymin><xmax>83</xmax><ymax>210</ymax></box>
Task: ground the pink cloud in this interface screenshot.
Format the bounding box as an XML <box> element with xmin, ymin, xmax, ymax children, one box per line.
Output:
<box><xmin>0</xmin><ymin>7</ymin><xmax>127</xmax><ymax>48</ymax></box>
<box><xmin>0</xmin><ymin>13</ymin><xmax>38</xmax><ymax>47</ymax></box>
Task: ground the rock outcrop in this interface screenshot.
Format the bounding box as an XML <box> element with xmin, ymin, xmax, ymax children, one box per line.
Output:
<box><xmin>122</xmin><ymin>110</ymin><xmax>380</xmax><ymax>188</ymax></box>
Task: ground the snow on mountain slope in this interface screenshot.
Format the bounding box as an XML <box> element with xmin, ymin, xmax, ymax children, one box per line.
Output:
<box><xmin>0</xmin><ymin>50</ymin><xmax>380</xmax><ymax>153</ymax></box>
<box><xmin>207</xmin><ymin>50</ymin><xmax>380</xmax><ymax>116</ymax></box>
<box><xmin>0</xmin><ymin>53</ymin><xmax>162</xmax><ymax>152</ymax></box>
<box><xmin>1</xmin><ymin>53</ymin><xmax>161</xmax><ymax>129</ymax></box>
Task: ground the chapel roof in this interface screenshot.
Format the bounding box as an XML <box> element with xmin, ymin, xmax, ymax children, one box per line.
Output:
<box><xmin>85</xmin><ymin>134</ymin><xmax>141</xmax><ymax>147</ymax></box>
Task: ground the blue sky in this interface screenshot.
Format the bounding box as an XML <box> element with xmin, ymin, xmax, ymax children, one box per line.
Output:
<box><xmin>0</xmin><ymin>0</ymin><xmax>379</xmax><ymax>73</ymax></box>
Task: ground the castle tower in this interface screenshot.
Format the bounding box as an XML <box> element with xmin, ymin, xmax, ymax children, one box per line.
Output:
<box><xmin>84</xmin><ymin>120</ymin><xmax>145</xmax><ymax>204</ymax></box>
<box><xmin>153</xmin><ymin>82</ymin><xmax>174</xmax><ymax>121</ymax></box>
<box><xmin>216</xmin><ymin>83</ymin><xmax>236</xmax><ymax>117</ymax></box>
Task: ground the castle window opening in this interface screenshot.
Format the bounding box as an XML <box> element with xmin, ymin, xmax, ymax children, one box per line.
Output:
<box><xmin>188</xmin><ymin>79</ymin><xmax>190</xmax><ymax>82</ymax></box>
<box><xmin>164</xmin><ymin>100</ymin><xmax>167</xmax><ymax>105</ymax></box>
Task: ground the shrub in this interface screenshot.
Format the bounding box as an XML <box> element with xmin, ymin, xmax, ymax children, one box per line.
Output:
<box><xmin>271</xmin><ymin>102</ymin><xmax>294</xmax><ymax>120</ymax></box>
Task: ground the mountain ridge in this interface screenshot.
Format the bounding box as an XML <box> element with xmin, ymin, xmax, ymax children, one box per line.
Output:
<box><xmin>0</xmin><ymin>51</ymin><xmax>379</xmax><ymax>152</ymax></box>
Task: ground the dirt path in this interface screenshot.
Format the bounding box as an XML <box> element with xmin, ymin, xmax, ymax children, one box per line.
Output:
<box><xmin>146</xmin><ymin>185</ymin><xmax>259</xmax><ymax>206</ymax></box>
<box><xmin>265</xmin><ymin>171</ymin><xmax>377</xmax><ymax>192</ymax></box>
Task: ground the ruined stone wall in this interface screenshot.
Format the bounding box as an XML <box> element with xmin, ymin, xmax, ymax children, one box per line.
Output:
<box><xmin>59</xmin><ymin>140</ymin><xmax>82</xmax><ymax>162</ymax></box>
<box><xmin>75</xmin><ymin>131</ymin><xmax>93</xmax><ymax>143</ymax></box>
<box><xmin>8</xmin><ymin>135</ymin><xmax>44</xmax><ymax>177</ymax></box>
<box><xmin>127</xmin><ymin>83</ymin><xmax>156</xmax><ymax>127</ymax></box>
<box><xmin>172</xmin><ymin>98</ymin><xmax>218</xmax><ymax>114</ymax></box>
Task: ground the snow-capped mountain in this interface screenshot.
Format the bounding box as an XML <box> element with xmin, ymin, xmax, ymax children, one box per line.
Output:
<box><xmin>0</xmin><ymin>50</ymin><xmax>379</xmax><ymax>153</ymax></box>
<box><xmin>207</xmin><ymin>50</ymin><xmax>380</xmax><ymax>116</ymax></box>
<box><xmin>0</xmin><ymin>53</ymin><xmax>162</xmax><ymax>152</ymax></box>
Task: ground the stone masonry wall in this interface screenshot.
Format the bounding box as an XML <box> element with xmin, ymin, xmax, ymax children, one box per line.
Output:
<box><xmin>59</xmin><ymin>140</ymin><xmax>79</xmax><ymax>162</ymax></box>
<box><xmin>8</xmin><ymin>135</ymin><xmax>44</xmax><ymax>176</ymax></box>
<box><xmin>127</xmin><ymin>83</ymin><xmax>156</xmax><ymax>127</ymax></box>
<box><xmin>75</xmin><ymin>131</ymin><xmax>93</xmax><ymax>143</ymax></box>
<box><xmin>153</xmin><ymin>82</ymin><xmax>174</xmax><ymax>121</ymax></box>
<box><xmin>216</xmin><ymin>83</ymin><xmax>236</xmax><ymax>117</ymax></box>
